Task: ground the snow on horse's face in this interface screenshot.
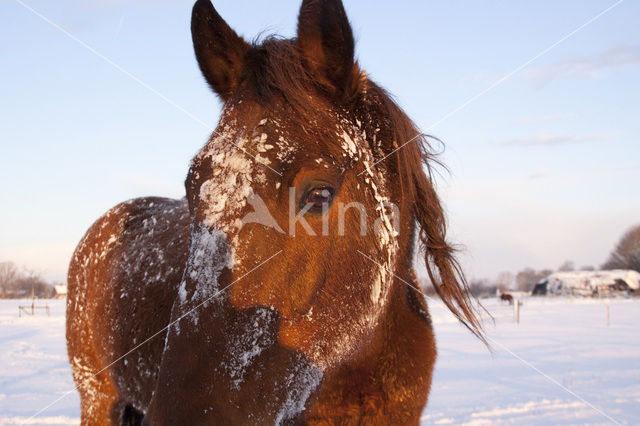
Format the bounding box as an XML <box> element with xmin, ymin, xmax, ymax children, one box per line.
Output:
<box><xmin>183</xmin><ymin>57</ymin><xmax>400</xmax><ymax>371</ymax></box>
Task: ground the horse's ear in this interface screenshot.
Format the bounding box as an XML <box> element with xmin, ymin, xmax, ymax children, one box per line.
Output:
<box><xmin>191</xmin><ymin>0</ymin><xmax>250</xmax><ymax>100</ymax></box>
<box><xmin>296</xmin><ymin>0</ymin><xmax>359</xmax><ymax>99</ymax></box>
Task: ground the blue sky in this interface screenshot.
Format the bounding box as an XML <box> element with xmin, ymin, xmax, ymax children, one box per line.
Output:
<box><xmin>1</xmin><ymin>0</ymin><xmax>638</xmax><ymax>283</ymax></box>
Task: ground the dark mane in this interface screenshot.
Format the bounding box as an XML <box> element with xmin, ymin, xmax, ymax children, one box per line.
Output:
<box><xmin>241</xmin><ymin>37</ymin><xmax>363</xmax><ymax>115</ymax></box>
<box><xmin>241</xmin><ymin>36</ymin><xmax>485</xmax><ymax>340</ymax></box>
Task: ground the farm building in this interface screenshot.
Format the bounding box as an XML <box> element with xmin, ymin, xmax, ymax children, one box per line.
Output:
<box><xmin>53</xmin><ymin>285</ymin><xmax>67</xmax><ymax>299</ymax></box>
<box><xmin>532</xmin><ymin>270</ymin><xmax>640</xmax><ymax>296</ymax></box>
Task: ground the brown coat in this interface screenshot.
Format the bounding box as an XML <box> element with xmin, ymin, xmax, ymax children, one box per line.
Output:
<box><xmin>66</xmin><ymin>1</ymin><xmax>482</xmax><ymax>424</ymax></box>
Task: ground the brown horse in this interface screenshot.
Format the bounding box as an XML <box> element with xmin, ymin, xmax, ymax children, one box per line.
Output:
<box><xmin>500</xmin><ymin>293</ymin><xmax>514</xmax><ymax>305</ymax></box>
<box><xmin>66</xmin><ymin>0</ymin><xmax>483</xmax><ymax>424</ymax></box>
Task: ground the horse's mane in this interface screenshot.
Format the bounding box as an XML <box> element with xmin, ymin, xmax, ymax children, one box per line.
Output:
<box><xmin>240</xmin><ymin>37</ymin><xmax>361</xmax><ymax>116</ymax></box>
<box><xmin>239</xmin><ymin>36</ymin><xmax>485</xmax><ymax>341</ymax></box>
<box><xmin>366</xmin><ymin>86</ymin><xmax>486</xmax><ymax>342</ymax></box>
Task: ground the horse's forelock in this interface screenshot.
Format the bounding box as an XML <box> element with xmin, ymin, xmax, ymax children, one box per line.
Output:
<box><xmin>240</xmin><ymin>38</ymin><xmax>363</xmax><ymax>120</ymax></box>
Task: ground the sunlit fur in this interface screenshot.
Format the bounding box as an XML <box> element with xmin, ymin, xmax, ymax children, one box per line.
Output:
<box><xmin>66</xmin><ymin>1</ymin><xmax>483</xmax><ymax>424</ymax></box>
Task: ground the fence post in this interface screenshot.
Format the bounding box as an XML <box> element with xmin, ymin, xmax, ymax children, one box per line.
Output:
<box><xmin>515</xmin><ymin>299</ymin><xmax>520</xmax><ymax>324</ymax></box>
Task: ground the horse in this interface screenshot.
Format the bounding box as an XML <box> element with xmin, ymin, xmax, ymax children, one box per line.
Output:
<box><xmin>66</xmin><ymin>0</ymin><xmax>483</xmax><ymax>424</ymax></box>
<box><xmin>500</xmin><ymin>293</ymin><xmax>514</xmax><ymax>305</ymax></box>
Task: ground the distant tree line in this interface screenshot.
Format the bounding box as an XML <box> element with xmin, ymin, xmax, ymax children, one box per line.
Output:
<box><xmin>0</xmin><ymin>261</ymin><xmax>56</xmax><ymax>299</ymax></box>
<box><xmin>420</xmin><ymin>224</ymin><xmax>640</xmax><ymax>296</ymax></box>
<box><xmin>420</xmin><ymin>263</ymin><xmax>581</xmax><ymax>297</ymax></box>
<box><xmin>601</xmin><ymin>224</ymin><xmax>640</xmax><ymax>273</ymax></box>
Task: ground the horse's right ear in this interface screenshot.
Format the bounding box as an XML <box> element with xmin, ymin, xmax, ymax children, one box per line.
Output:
<box><xmin>191</xmin><ymin>0</ymin><xmax>249</xmax><ymax>100</ymax></box>
<box><xmin>296</xmin><ymin>0</ymin><xmax>359</xmax><ymax>100</ymax></box>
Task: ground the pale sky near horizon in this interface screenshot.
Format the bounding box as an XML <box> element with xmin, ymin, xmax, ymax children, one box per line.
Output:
<box><xmin>1</xmin><ymin>0</ymin><xmax>639</xmax><ymax>284</ymax></box>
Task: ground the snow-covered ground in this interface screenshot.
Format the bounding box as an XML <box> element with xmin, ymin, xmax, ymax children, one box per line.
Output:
<box><xmin>424</xmin><ymin>297</ymin><xmax>639</xmax><ymax>425</ymax></box>
<box><xmin>0</xmin><ymin>297</ymin><xmax>638</xmax><ymax>425</ymax></box>
<box><xmin>0</xmin><ymin>300</ymin><xmax>78</xmax><ymax>425</ymax></box>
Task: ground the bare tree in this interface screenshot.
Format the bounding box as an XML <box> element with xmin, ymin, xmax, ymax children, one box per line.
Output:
<box><xmin>16</xmin><ymin>274</ymin><xmax>55</xmax><ymax>298</ymax></box>
<box><xmin>602</xmin><ymin>224</ymin><xmax>640</xmax><ymax>272</ymax></box>
<box><xmin>0</xmin><ymin>262</ymin><xmax>19</xmax><ymax>298</ymax></box>
<box><xmin>0</xmin><ymin>261</ymin><xmax>55</xmax><ymax>299</ymax></box>
<box><xmin>515</xmin><ymin>267</ymin><xmax>553</xmax><ymax>292</ymax></box>
<box><xmin>495</xmin><ymin>271</ymin><xmax>514</xmax><ymax>292</ymax></box>
<box><xmin>465</xmin><ymin>278</ymin><xmax>501</xmax><ymax>297</ymax></box>
<box><xmin>557</xmin><ymin>260</ymin><xmax>575</xmax><ymax>272</ymax></box>
<box><xmin>538</xmin><ymin>269</ymin><xmax>553</xmax><ymax>280</ymax></box>
<box><xmin>515</xmin><ymin>268</ymin><xmax>536</xmax><ymax>292</ymax></box>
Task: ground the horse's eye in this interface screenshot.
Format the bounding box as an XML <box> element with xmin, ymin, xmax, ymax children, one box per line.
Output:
<box><xmin>305</xmin><ymin>187</ymin><xmax>334</xmax><ymax>209</ymax></box>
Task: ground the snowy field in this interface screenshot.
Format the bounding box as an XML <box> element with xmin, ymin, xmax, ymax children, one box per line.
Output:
<box><xmin>0</xmin><ymin>297</ymin><xmax>638</xmax><ymax>425</ymax></box>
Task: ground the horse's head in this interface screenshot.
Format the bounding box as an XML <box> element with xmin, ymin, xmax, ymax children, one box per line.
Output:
<box><xmin>182</xmin><ymin>0</ymin><xmax>483</xmax><ymax>369</ymax></box>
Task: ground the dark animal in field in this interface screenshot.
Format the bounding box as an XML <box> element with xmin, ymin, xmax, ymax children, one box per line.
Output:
<box><xmin>500</xmin><ymin>293</ymin><xmax>514</xmax><ymax>305</ymax></box>
<box><xmin>66</xmin><ymin>0</ymin><xmax>483</xmax><ymax>424</ymax></box>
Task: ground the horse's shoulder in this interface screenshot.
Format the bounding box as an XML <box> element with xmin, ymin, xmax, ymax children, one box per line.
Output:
<box><xmin>70</xmin><ymin>197</ymin><xmax>189</xmax><ymax>275</ymax></box>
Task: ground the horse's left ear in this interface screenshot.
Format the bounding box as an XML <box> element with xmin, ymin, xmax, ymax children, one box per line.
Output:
<box><xmin>191</xmin><ymin>0</ymin><xmax>250</xmax><ymax>100</ymax></box>
<box><xmin>296</xmin><ymin>0</ymin><xmax>359</xmax><ymax>99</ymax></box>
